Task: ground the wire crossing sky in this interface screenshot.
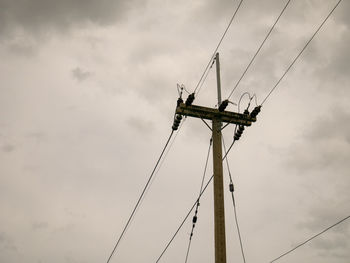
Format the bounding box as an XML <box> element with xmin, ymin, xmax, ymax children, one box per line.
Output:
<box><xmin>0</xmin><ymin>1</ymin><xmax>349</xmax><ymax>263</ymax></box>
<box><xmin>269</xmin><ymin>215</ymin><xmax>350</xmax><ymax>262</ymax></box>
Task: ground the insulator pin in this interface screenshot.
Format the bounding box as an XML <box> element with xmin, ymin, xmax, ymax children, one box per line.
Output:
<box><xmin>185</xmin><ymin>93</ymin><xmax>195</xmax><ymax>106</ymax></box>
<box><xmin>250</xmin><ymin>105</ymin><xmax>261</xmax><ymax>118</ymax></box>
<box><xmin>218</xmin><ymin>99</ymin><xmax>229</xmax><ymax>112</ymax></box>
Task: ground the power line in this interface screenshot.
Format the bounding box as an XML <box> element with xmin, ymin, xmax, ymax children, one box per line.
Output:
<box><xmin>106</xmin><ymin>130</ymin><xmax>175</xmax><ymax>263</ymax></box>
<box><xmin>184</xmin><ymin>138</ymin><xmax>212</xmax><ymax>263</ymax></box>
<box><xmin>227</xmin><ymin>0</ymin><xmax>292</xmax><ymax>100</ymax></box>
<box><xmin>155</xmin><ymin>139</ymin><xmax>237</xmax><ymax>262</ymax></box>
<box><xmin>261</xmin><ymin>0</ymin><xmax>343</xmax><ymax>105</ymax></box>
<box><xmin>194</xmin><ymin>0</ymin><xmax>245</xmax><ymax>95</ymax></box>
<box><xmin>156</xmin><ymin>173</ymin><xmax>214</xmax><ymax>263</ymax></box>
<box><xmin>222</xmin><ymin>138</ymin><xmax>246</xmax><ymax>263</ymax></box>
<box><xmin>269</xmin><ymin>214</ymin><xmax>350</xmax><ymax>262</ymax></box>
<box><xmin>135</xmin><ymin>119</ymin><xmax>188</xmax><ymax>222</ymax></box>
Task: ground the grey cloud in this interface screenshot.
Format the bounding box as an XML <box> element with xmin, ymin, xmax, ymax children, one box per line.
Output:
<box><xmin>309</xmin><ymin>33</ymin><xmax>350</xmax><ymax>95</ymax></box>
<box><xmin>300</xmin><ymin>1</ymin><xmax>350</xmax><ymax>95</ymax></box>
<box><xmin>65</xmin><ymin>208</ymin><xmax>86</xmax><ymax>219</ymax></box>
<box><xmin>32</xmin><ymin>222</ymin><xmax>49</xmax><ymax>231</ymax></box>
<box><xmin>27</xmin><ymin>132</ymin><xmax>47</xmax><ymax>141</ymax></box>
<box><xmin>6</xmin><ymin>40</ymin><xmax>37</xmax><ymax>57</ymax></box>
<box><xmin>312</xmin><ymin>235</ymin><xmax>348</xmax><ymax>251</ymax></box>
<box><xmin>297</xmin><ymin>204</ymin><xmax>350</xmax><ymax>259</ymax></box>
<box><xmin>0</xmin><ymin>0</ymin><xmax>141</xmax><ymax>39</ymax></box>
<box><xmin>126</xmin><ymin>116</ymin><xmax>154</xmax><ymax>134</ymax></box>
<box><xmin>287</xmin><ymin>107</ymin><xmax>350</xmax><ymax>171</ymax></box>
<box><xmin>334</xmin><ymin>0</ymin><xmax>350</xmax><ymax>28</ymax></box>
<box><xmin>0</xmin><ymin>232</ymin><xmax>17</xmax><ymax>252</ymax></box>
<box><xmin>72</xmin><ymin>67</ymin><xmax>92</xmax><ymax>82</ymax></box>
<box><xmin>305</xmin><ymin>107</ymin><xmax>350</xmax><ymax>143</ymax></box>
<box><xmin>1</xmin><ymin>143</ymin><xmax>15</xmax><ymax>153</ymax></box>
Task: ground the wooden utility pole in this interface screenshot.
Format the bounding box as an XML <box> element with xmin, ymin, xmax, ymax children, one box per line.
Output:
<box><xmin>212</xmin><ymin>52</ymin><xmax>226</xmax><ymax>263</ymax></box>
<box><xmin>174</xmin><ymin>53</ymin><xmax>256</xmax><ymax>263</ymax></box>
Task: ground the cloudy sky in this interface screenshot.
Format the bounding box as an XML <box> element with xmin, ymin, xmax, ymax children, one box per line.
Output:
<box><xmin>0</xmin><ymin>0</ymin><xmax>349</xmax><ymax>262</ymax></box>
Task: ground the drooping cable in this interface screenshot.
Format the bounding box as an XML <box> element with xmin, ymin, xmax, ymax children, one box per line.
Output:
<box><xmin>222</xmin><ymin>137</ymin><xmax>246</xmax><ymax>263</ymax></box>
<box><xmin>155</xmin><ymin>140</ymin><xmax>237</xmax><ymax>262</ymax></box>
<box><xmin>227</xmin><ymin>0</ymin><xmax>292</xmax><ymax>100</ymax></box>
<box><xmin>138</xmin><ymin>119</ymin><xmax>188</xmax><ymax>215</ymax></box>
<box><xmin>194</xmin><ymin>0</ymin><xmax>245</xmax><ymax>95</ymax></box>
<box><xmin>269</xmin><ymin>214</ymin><xmax>350</xmax><ymax>262</ymax></box>
<box><xmin>261</xmin><ymin>0</ymin><xmax>343</xmax><ymax>105</ymax></box>
<box><xmin>106</xmin><ymin>130</ymin><xmax>175</xmax><ymax>263</ymax></box>
<box><xmin>184</xmin><ymin>138</ymin><xmax>213</xmax><ymax>263</ymax></box>
<box><xmin>156</xmin><ymin>174</ymin><xmax>214</xmax><ymax>263</ymax></box>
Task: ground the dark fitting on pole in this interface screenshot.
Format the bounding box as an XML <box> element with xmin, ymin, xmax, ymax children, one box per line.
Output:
<box><xmin>218</xmin><ymin>99</ymin><xmax>229</xmax><ymax>112</ymax></box>
<box><xmin>185</xmin><ymin>93</ymin><xmax>195</xmax><ymax>106</ymax></box>
<box><xmin>234</xmin><ymin>125</ymin><xmax>245</xmax><ymax>141</ymax></box>
<box><xmin>250</xmin><ymin>105</ymin><xmax>261</xmax><ymax>118</ymax></box>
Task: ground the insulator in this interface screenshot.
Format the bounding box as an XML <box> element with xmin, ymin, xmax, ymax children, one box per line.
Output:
<box><xmin>234</xmin><ymin>125</ymin><xmax>245</xmax><ymax>140</ymax></box>
<box><xmin>244</xmin><ymin>109</ymin><xmax>250</xmax><ymax>115</ymax></box>
<box><xmin>250</xmin><ymin>105</ymin><xmax>261</xmax><ymax>118</ymax></box>
<box><xmin>177</xmin><ymin>97</ymin><xmax>183</xmax><ymax>106</ymax></box>
<box><xmin>185</xmin><ymin>93</ymin><xmax>195</xmax><ymax>106</ymax></box>
<box><xmin>192</xmin><ymin>215</ymin><xmax>197</xmax><ymax>224</ymax></box>
<box><xmin>237</xmin><ymin>125</ymin><xmax>244</xmax><ymax>134</ymax></box>
<box><xmin>218</xmin><ymin>99</ymin><xmax>229</xmax><ymax>112</ymax></box>
<box><xmin>172</xmin><ymin>114</ymin><xmax>182</xmax><ymax>130</ymax></box>
<box><xmin>229</xmin><ymin>183</ymin><xmax>234</xmax><ymax>192</ymax></box>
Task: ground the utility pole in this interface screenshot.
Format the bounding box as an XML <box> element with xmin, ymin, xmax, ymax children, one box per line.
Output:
<box><xmin>212</xmin><ymin>52</ymin><xmax>226</xmax><ymax>263</ymax></box>
<box><xmin>174</xmin><ymin>52</ymin><xmax>256</xmax><ymax>263</ymax></box>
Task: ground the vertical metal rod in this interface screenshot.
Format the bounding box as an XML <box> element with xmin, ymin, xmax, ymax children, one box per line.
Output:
<box><xmin>213</xmin><ymin>52</ymin><xmax>227</xmax><ymax>263</ymax></box>
<box><xmin>216</xmin><ymin>53</ymin><xmax>222</xmax><ymax>105</ymax></box>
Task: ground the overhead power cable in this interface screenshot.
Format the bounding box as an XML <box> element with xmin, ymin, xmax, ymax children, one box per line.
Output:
<box><xmin>227</xmin><ymin>0</ymin><xmax>292</xmax><ymax>100</ymax></box>
<box><xmin>156</xmin><ymin>141</ymin><xmax>237</xmax><ymax>262</ymax></box>
<box><xmin>269</xmin><ymin>214</ymin><xmax>350</xmax><ymax>262</ymax></box>
<box><xmin>156</xmin><ymin>173</ymin><xmax>214</xmax><ymax>263</ymax></box>
<box><xmin>184</xmin><ymin>138</ymin><xmax>212</xmax><ymax>263</ymax></box>
<box><xmin>261</xmin><ymin>0</ymin><xmax>343</xmax><ymax>105</ymax></box>
<box><xmin>222</xmin><ymin>138</ymin><xmax>246</xmax><ymax>263</ymax></box>
<box><xmin>106</xmin><ymin>130</ymin><xmax>175</xmax><ymax>263</ymax></box>
<box><xmin>194</xmin><ymin>0</ymin><xmax>245</xmax><ymax>95</ymax></box>
<box><xmin>138</xmin><ymin>119</ymin><xmax>187</xmax><ymax>215</ymax></box>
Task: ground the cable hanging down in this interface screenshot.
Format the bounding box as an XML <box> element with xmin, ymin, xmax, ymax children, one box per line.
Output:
<box><xmin>194</xmin><ymin>0</ymin><xmax>245</xmax><ymax>96</ymax></box>
<box><xmin>222</xmin><ymin>138</ymin><xmax>247</xmax><ymax>263</ymax></box>
<box><xmin>184</xmin><ymin>138</ymin><xmax>212</xmax><ymax>263</ymax></box>
<box><xmin>226</xmin><ymin>0</ymin><xmax>292</xmax><ymax>100</ymax></box>
<box><xmin>261</xmin><ymin>0</ymin><xmax>343</xmax><ymax>105</ymax></box>
<box><xmin>155</xmin><ymin>139</ymin><xmax>239</xmax><ymax>262</ymax></box>
<box><xmin>106</xmin><ymin>129</ymin><xmax>175</xmax><ymax>263</ymax></box>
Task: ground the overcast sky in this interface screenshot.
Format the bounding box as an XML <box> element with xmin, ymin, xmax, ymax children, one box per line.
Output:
<box><xmin>0</xmin><ymin>0</ymin><xmax>349</xmax><ymax>262</ymax></box>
